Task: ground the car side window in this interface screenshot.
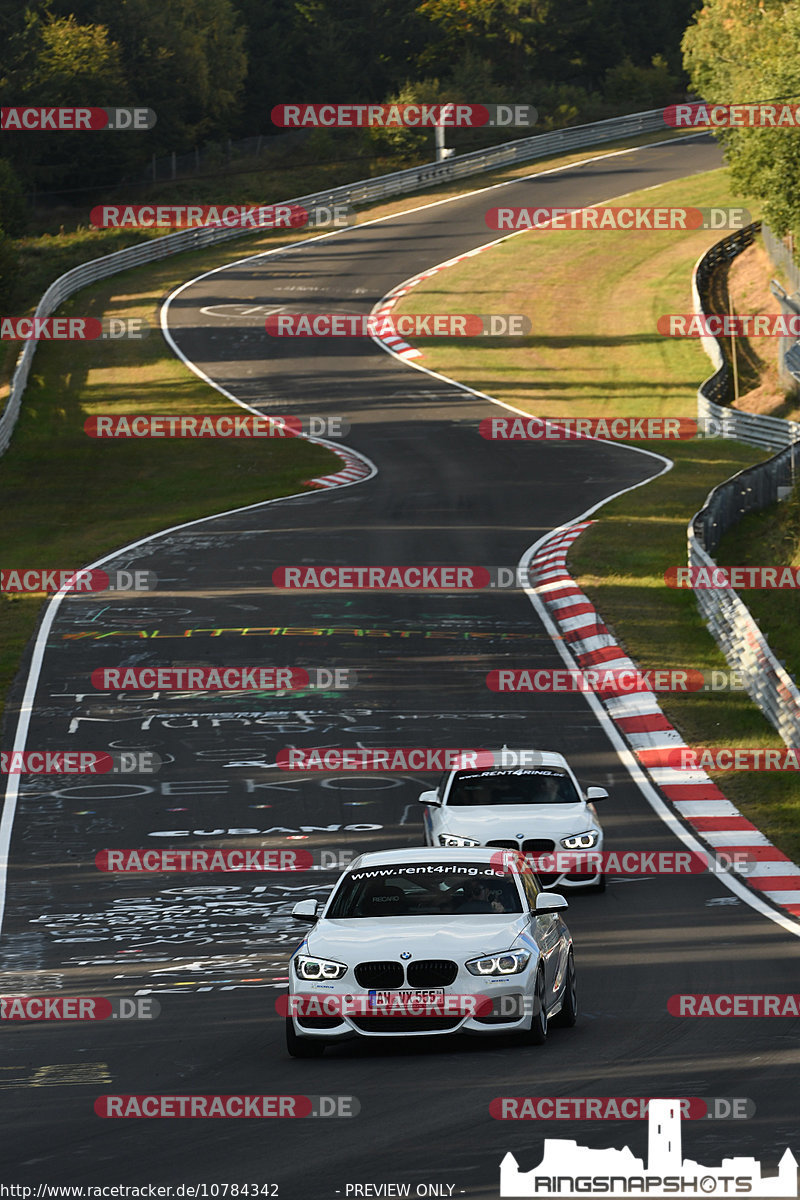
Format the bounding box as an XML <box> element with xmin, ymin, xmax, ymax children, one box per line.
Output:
<box><xmin>521</xmin><ymin>870</ymin><xmax>540</xmax><ymax>911</ymax></box>
<box><xmin>437</xmin><ymin>772</ymin><xmax>449</xmax><ymax>799</ymax></box>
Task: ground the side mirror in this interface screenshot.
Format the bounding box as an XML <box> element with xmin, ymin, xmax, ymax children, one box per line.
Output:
<box><xmin>418</xmin><ymin>790</ymin><xmax>441</xmax><ymax>806</ymax></box>
<box><xmin>585</xmin><ymin>787</ymin><xmax>608</xmax><ymax>802</ymax></box>
<box><xmin>535</xmin><ymin>892</ymin><xmax>568</xmax><ymax>915</ymax></box>
<box><xmin>291</xmin><ymin>899</ymin><xmax>320</xmax><ymax>923</ymax></box>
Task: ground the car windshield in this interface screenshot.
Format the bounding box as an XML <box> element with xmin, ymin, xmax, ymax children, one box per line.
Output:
<box><xmin>446</xmin><ymin>768</ymin><xmax>580</xmax><ymax>806</ymax></box>
<box><xmin>325</xmin><ymin>864</ymin><xmax>523</xmax><ymax>918</ymax></box>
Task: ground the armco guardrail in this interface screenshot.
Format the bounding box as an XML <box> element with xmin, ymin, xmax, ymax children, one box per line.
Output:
<box><xmin>0</xmin><ymin>106</ymin><xmax>670</xmax><ymax>458</ymax></box>
<box><xmin>690</xmin><ymin>221</ymin><xmax>800</xmax><ymax>743</ymax></box>
<box><xmin>694</xmin><ymin>221</ymin><xmax>800</xmax><ymax>448</ymax></box>
<box><xmin>688</xmin><ymin>444</ymin><xmax>800</xmax><ymax>745</ymax></box>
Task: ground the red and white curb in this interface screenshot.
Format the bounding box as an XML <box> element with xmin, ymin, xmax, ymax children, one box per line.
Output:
<box><xmin>303</xmin><ymin>442</ymin><xmax>373</xmax><ymax>489</ymax></box>
<box><xmin>530</xmin><ymin>522</ymin><xmax>800</xmax><ymax>919</ymax></box>
<box><xmin>373</xmin><ymin>247</ymin><xmax>491</xmax><ymax>359</ymax></box>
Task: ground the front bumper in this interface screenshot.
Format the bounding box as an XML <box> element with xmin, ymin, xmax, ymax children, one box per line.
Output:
<box><xmin>286</xmin><ymin>982</ymin><xmax>537</xmax><ymax>1040</ymax></box>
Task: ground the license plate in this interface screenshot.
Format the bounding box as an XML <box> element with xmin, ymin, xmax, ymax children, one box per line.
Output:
<box><xmin>367</xmin><ymin>988</ymin><xmax>445</xmax><ymax>1007</ymax></box>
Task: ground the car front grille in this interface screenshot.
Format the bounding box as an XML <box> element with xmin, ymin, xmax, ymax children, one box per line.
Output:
<box><xmin>350</xmin><ymin>1016</ymin><xmax>462</xmax><ymax>1034</ymax></box>
<box><xmin>522</xmin><ymin>838</ymin><xmax>555</xmax><ymax>852</ymax></box>
<box><xmin>354</xmin><ymin>960</ymin><xmax>405</xmax><ymax>989</ymax></box>
<box><xmin>486</xmin><ymin>839</ymin><xmax>519</xmax><ymax>849</ymax></box>
<box><xmin>405</xmin><ymin>959</ymin><xmax>458</xmax><ymax>987</ymax></box>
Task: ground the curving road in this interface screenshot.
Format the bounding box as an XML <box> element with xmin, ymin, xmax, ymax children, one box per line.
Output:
<box><xmin>2</xmin><ymin>135</ymin><xmax>799</xmax><ymax>1196</ymax></box>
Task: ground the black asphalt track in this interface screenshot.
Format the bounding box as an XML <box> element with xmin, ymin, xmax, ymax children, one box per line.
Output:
<box><xmin>2</xmin><ymin>135</ymin><xmax>798</xmax><ymax>1196</ymax></box>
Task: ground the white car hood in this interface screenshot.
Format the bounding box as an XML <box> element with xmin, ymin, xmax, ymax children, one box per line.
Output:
<box><xmin>308</xmin><ymin>915</ymin><xmax>530</xmax><ymax>961</ymax></box>
<box><xmin>439</xmin><ymin>802</ymin><xmax>595</xmax><ymax>840</ymax></box>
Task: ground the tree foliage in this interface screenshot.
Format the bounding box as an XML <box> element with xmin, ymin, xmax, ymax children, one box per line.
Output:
<box><xmin>682</xmin><ymin>0</ymin><xmax>800</xmax><ymax>238</ymax></box>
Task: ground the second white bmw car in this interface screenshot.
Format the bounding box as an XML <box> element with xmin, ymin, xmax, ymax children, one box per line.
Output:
<box><xmin>418</xmin><ymin>753</ymin><xmax>607</xmax><ymax>891</ymax></box>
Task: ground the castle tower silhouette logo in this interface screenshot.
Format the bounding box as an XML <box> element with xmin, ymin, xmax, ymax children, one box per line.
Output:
<box><xmin>500</xmin><ymin>1099</ymin><xmax>798</xmax><ymax>1197</ymax></box>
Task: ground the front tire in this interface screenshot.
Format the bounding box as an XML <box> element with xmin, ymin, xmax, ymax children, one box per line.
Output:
<box><xmin>552</xmin><ymin>950</ymin><xmax>577</xmax><ymax>1027</ymax></box>
<box><xmin>522</xmin><ymin>967</ymin><xmax>548</xmax><ymax>1045</ymax></box>
<box><xmin>286</xmin><ymin>1016</ymin><xmax>325</xmax><ymax>1058</ymax></box>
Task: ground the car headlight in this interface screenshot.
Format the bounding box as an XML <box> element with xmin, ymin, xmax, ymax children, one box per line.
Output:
<box><xmin>293</xmin><ymin>954</ymin><xmax>348</xmax><ymax>981</ymax></box>
<box><xmin>561</xmin><ymin>830</ymin><xmax>600</xmax><ymax>849</ymax></box>
<box><xmin>439</xmin><ymin>833</ymin><xmax>481</xmax><ymax>847</ymax></box>
<box><xmin>466</xmin><ymin>949</ymin><xmax>531</xmax><ymax>976</ymax></box>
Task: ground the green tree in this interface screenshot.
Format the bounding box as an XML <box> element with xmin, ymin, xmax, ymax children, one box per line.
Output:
<box><xmin>0</xmin><ymin>221</ymin><xmax>18</xmax><ymax>310</ymax></box>
<box><xmin>0</xmin><ymin>160</ymin><xmax>27</xmax><ymax>237</ymax></box>
<box><xmin>683</xmin><ymin>0</ymin><xmax>800</xmax><ymax>238</ymax></box>
<box><xmin>604</xmin><ymin>54</ymin><xmax>678</xmax><ymax>109</ymax></box>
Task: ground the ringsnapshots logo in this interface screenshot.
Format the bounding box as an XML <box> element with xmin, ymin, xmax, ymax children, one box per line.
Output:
<box><xmin>485</xmin><ymin>206</ymin><xmax>750</xmax><ymax>231</ymax></box>
<box><xmin>480</xmin><ymin>416</ymin><xmax>721</xmax><ymax>441</ymax></box>
<box><xmin>664</xmin><ymin>101</ymin><xmax>800</xmax><ymax>128</ymax></box>
<box><xmin>499</xmin><ymin>1098</ymin><xmax>798</xmax><ymax>1197</ymax></box>
<box><xmin>0</xmin><ymin>107</ymin><xmax>156</xmax><ymax>131</ymax></box>
<box><xmin>1</xmin><ymin>317</ymin><xmax>149</xmax><ymax>340</ymax></box>
<box><xmin>89</xmin><ymin>203</ymin><xmax>354</xmax><ymax>229</ymax></box>
<box><xmin>272</xmin><ymin>103</ymin><xmax>537</xmax><ymax>128</ymax></box>
<box><xmin>265</xmin><ymin>313</ymin><xmax>530</xmax><ymax>337</ymax></box>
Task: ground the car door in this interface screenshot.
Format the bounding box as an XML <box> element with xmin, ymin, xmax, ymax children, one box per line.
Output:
<box><xmin>521</xmin><ymin>871</ymin><xmax>563</xmax><ymax>1004</ymax></box>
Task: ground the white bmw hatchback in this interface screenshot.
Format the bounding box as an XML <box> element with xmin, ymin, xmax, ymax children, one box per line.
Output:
<box><xmin>418</xmin><ymin>754</ymin><xmax>607</xmax><ymax>891</ymax></box>
<box><xmin>285</xmin><ymin>847</ymin><xmax>576</xmax><ymax>1057</ymax></box>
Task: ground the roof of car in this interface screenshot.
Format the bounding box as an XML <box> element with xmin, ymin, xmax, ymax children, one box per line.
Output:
<box><xmin>345</xmin><ymin>847</ymin><xmax>521</xmax><ymax>869</ymax></box>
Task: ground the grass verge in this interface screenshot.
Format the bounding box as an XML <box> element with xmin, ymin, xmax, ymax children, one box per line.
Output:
<box><xmin>392</xmin><ymin>166</ymin><xmax>800</xmax><ymax>865</ymax></box>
